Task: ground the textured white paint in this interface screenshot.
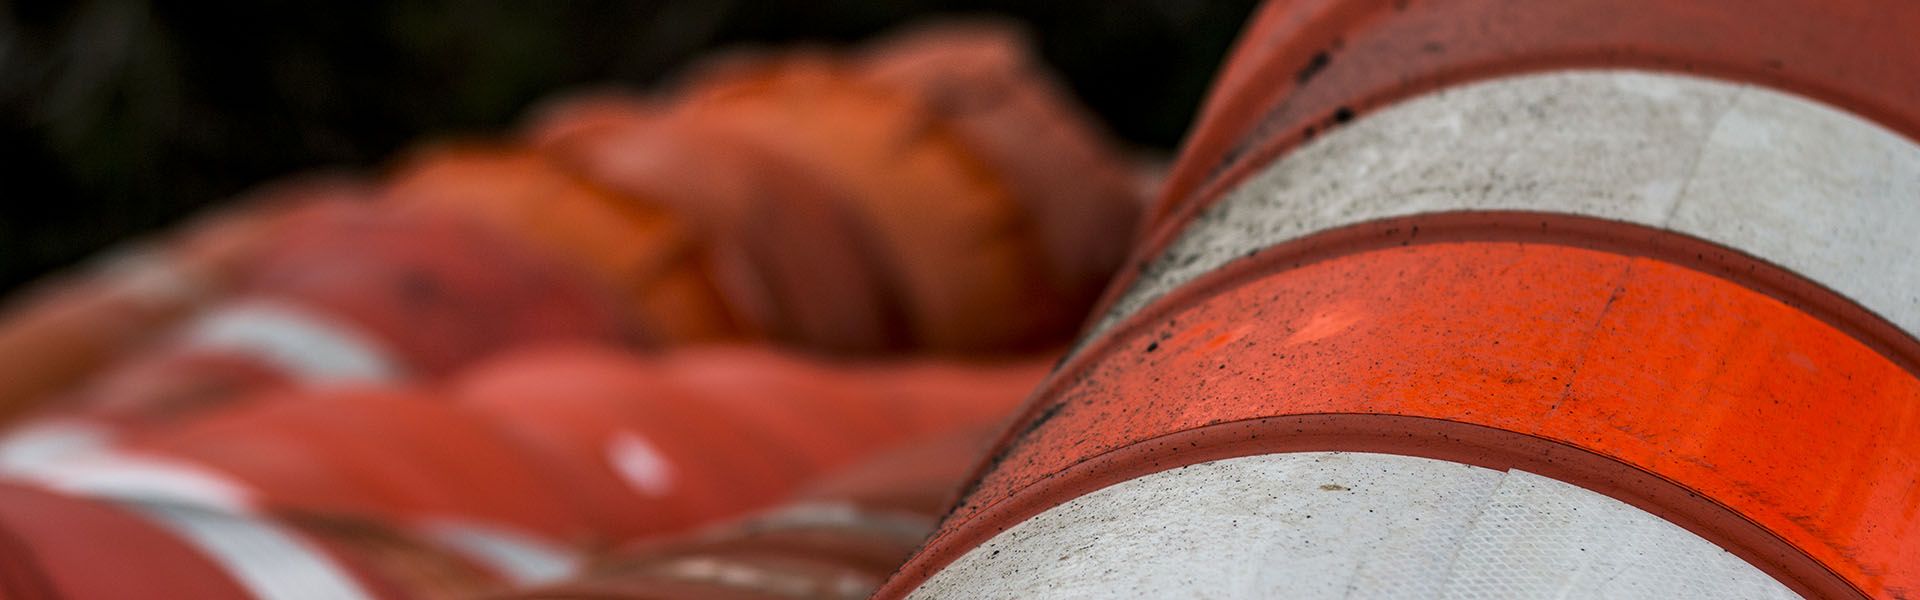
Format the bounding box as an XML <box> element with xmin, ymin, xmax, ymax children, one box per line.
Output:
<box><xmin>128</xmin><ymin>500</ymin><xmax>374</xmax><ymax>600</ymax></box>
<box><xmin>419</xmin><ymin>519</ymin><xmax>581</xmax><ymax>585</ymax></box>
<box><xmin>909</xmin><ymin>452</ymin><xmax>1795</xmax><ymax>599</ymax></box>
<box><xmin>182</xmin><ymin>301</ymin><xmax>403</xmax><ymax>383</ymax></box>
<box><xmin>1093</xmin><ymin>71</ymin><xmax>1920</xmax><ymax>341</ymax></box>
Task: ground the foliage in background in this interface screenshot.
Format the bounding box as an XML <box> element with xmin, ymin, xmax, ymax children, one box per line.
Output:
<box><xmin>0</xmin><ymin>0</ymin><xmax>1258</xmax><ymax>293</ymax></box>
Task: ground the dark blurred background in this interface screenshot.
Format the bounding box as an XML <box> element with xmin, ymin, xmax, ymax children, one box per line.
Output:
<box><xmin>0</xmin><ymin>0</ymin><xmax>1260</xmax><ymax>295</ymax></box>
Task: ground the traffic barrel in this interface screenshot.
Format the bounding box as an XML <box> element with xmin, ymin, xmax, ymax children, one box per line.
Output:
<box><xmin>530</xmin><ymin>22</ymin><xmax>1144</xmax><ymax>354</ymax></box>
<box><xmin>4</xmin><ymin>387</ymin><xmax>592</xmax><ymax>589</ymax></box>
<box><xmin>7</xmin><ymin>346</ymin><xmax>1043</xmax><ymax>576</ymax></box>
<box><xmin>447</xmin><ymin>344</ymin><xmax>1047</xmax><ymax>544</ymax></box>
<box><xmin>666</xmin><ymin>49</ymin><xmax>1048</xmax><ymax>354</ymax></box>
<box><xmin>879</xmin><ymin>2</ymin><xmax>1920</xmax><ymax>599</ymax></box>
<box><xmin>530</xmin><ymin>101</ymin><xmax>906</xmax><ymax>353</ymax></box>
<box><xmin>513</xmin><ymin>427</ymin><xmax>995</xmax><ymax>600</ymax></box>
<box><xmin>857</xmin><ymin>22</ymin><xmax>1144</xmax><ymax>318</ymax></box>
<box><xmin>0</xmin><ymin>176</ymin><xmax>368</xmax><ymax>426</ymax></box>
<box><xmin>0</xmin><ymin>204</ymin><xmax>629</xmax><ymax>473</ymax></box>
<box><xmin>382</xmin><ymin>145</ymin><xmax>743</xmax><ymax>345</ymax></box>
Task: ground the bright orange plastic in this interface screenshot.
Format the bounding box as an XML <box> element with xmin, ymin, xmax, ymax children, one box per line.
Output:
<box><xmin>533</xmin><ymin>101</ymin><xmax>910</xmax><ymax>353</ymax></box>
<box><xmin>130</xmin><ymin>387</ymin><xmax>593</xmax><ymax>541</ymax></box>
<box><xmin>383</xmin><ymin>145</ymin><xmax>737</xmax><ymax>344</ymax></box>
<box><xmin>450</xmin><ymin>345</ymin><xmax>1045</xmax><ymax>543</ymax></box>
<box><xmin>237</xmin><ymin>205</ymin><xmax>630</xmax><ymax>375</ymax></box>
<box><xmin>673</xmin><ymin>54</ymin><xmax>1053</xmax><ymax>352</ymax></box>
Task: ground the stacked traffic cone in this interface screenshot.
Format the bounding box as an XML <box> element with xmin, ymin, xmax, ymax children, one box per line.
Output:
<box><xmin>0</xmin><ymin>18</ymin><xmax>1195</xmax><ymax>600</ymax></box>
<box><xmin>421</xmin><ymin>22</ymin><xmax>1145</xmax><ymax>353</ymax></box>
<box><xmin>0</xmin><ymin>177</ymin><xmax>369</xmax><ymax>424</ymax></box>
<box><xmin>5</xmin><ymin>345</ymin><xmax>1044</xmax><ymax>598</ymax></box>
<box><xmin>0</xmin><ymin>205</ymin><xmax>630</xmax><ymax>470</ymax></box>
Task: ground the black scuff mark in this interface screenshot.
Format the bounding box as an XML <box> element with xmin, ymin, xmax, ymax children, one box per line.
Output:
<box><xmin>1295</xmin><ymin>51</ymin><xmax>1331</xmax><ymax>85</ymax></box>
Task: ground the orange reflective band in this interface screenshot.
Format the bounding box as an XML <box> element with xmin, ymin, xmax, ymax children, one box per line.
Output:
<box><xmin>886</xmin><ymin>241</ymin><xmax>1919</xmax><ymax>599</ymax></box>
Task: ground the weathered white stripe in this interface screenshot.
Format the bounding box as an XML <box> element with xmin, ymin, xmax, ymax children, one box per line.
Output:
<box><xmin>909</xmin><ymin>452</ymin><xmax>1794</xmax><ymax>599</ymax></box>
<box><xmin>736</xmin><ymin>502</ymin><xmax>936</xmax><ymax>544</ymax></box>
<box><xmin>7</xmin><ymin>447</ymin><xmax>255</xmax><ymax>513</ymax></box>
<box><xmin>126</xmin><ymin>500</ymin><xmax>375</xmax><ymax>600</ymax></box>
<box><xmin>0</xmin><ymin>420</ymin><xmax>115</xmax><ymax>474</ymax></box>
<box><xmin>646</xmin><ymin>555</ymin><xmax>878</xmax><ymax>599</ymax></box>
<box><xmin>418</xmin><ymin>519</ymin><xmax>581</xmax><ymax>586</ymax></box>
<box><xmin>182</xmin><ymin>301</ymin><xmax>403</xmax><ymax>383</ymax></box>
<box><xmin>1093</xmin><ymin>71</ymin><xmax>1920</xmax><ymax>340</ymax></box>
<box><xmin>89</xmin><ymin>243</ymin><xmax>210</xmax><ymax>307</ymax></box>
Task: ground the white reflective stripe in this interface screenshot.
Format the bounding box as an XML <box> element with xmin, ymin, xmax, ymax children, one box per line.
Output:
<box><xmin>89</xmin><ymin>244</ymin><xmax>211</xmax><ymax>307</ymax></box>
<box><xmin>125</xmin><ymin>500</ymin><xmax>376</xmax><ymax>600</ymax></box>
<box><xmin>7</xmin><ymin>448</ymin><xmax>255</xmax><ymax>513</ymax></box>
<box><xmin>737</xmin><ymin>502</ymin><xmax>936</xmax><ymax>544</ymax></box>
<box><xmin>1097</xmin><ymin>71</ymin><xmax>1920</xmax><ymax>339</ymax></box>
<box><xmin>646</xmin><ymin>555</ymin><xmax>877</xmax><ymax>599</ymax></box>
<box><xmin>607</xmin><ymin>431</ymin><xmax>676</xmax><ymax>497</ymax></box>
<box><xmin>182</xmin><ymin>301</ymin><xmax>403</xmax><ymax>383</ymax></box>
<box><xmin>910</xmin><ymin>452</ymin><xmax>1795</xmax><ymax>599</ymax></box>
<box><xmin>0</xmin><ymin>420</ymin><xmax>114</xmax><ymax>474</ymax></box>
<box><xmin>418</xmin><ymin>519</ymin><xmax>581</xmax><ymax>586</ymax></box>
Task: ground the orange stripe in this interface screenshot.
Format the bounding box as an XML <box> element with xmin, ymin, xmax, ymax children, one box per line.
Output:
<box><xmin>890</xmin><ymin>241</ymin><xmax>1920</xmax><ymax>598</ymax></box>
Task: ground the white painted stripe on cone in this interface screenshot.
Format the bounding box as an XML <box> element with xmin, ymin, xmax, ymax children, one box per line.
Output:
<box><xmin>9</xmin><ymin>448</ymin><xmax>255</xmax><ymax>513</ymax></box>
<box><xmin>736</xmin><ymin>502</ymin><xmax>936</xmax><ymax>544</ymax></box>
<box><xmin>1094</xmin><ymin>71</ymin><xmax>1920</xmax><ymax>340</ymax></box>
<box><xmin>647</xmin><ymin>555</ymin><xmax>878</xmax><ymax>599</ymax></box>
<box><xmin>183</xmin><ymin>301</ymin><xmax>403</xmax><ymax>383</ymax></box>
<box><xmin>419</xmin><ymin>519</ymin><xmax>581</xmax><ymax>586</ymax></box>
<box><xmin>90</xmin><ymin>244</ymin><xmax>210</xmax><ymax>307</ymax></box>
<box><xmin>0</xmin><ymin>420</ymin><xmax>114</xmax><ymax>474</ymax></box>
<box><xmin>909</xmin><ymin>452</ymin><xmax>1795</xmax><ymax>599</ymax></box>
<box><xmin>126</xmin><ymin>500</ymin><xmax>376</xmax><ymax>600</ymax></box>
